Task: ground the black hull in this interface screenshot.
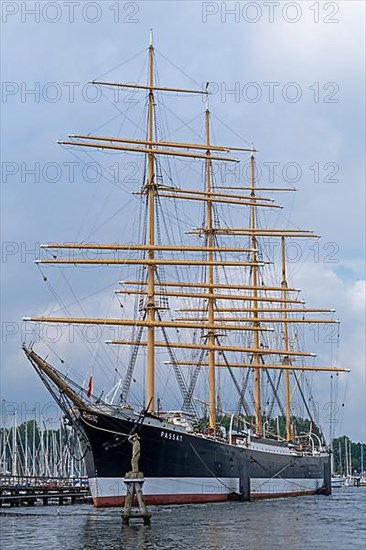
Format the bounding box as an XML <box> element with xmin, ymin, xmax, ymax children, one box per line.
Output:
<box><xmin>77</xmin><ymin>409</ymin><xmax>331</xmax><ymax>507</ymax></box>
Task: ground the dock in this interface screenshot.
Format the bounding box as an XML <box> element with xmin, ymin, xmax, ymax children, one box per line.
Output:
<box><xmin>0</xmin><ymin>476</ymin><xmax>91</xmax><ymax>507</ymax></box>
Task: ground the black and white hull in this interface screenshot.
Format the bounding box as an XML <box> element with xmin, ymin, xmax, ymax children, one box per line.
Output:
<box><xmin>77</xmin><ymin>408</ymin><xmax>331</xmax><ymax>507</ymax></box>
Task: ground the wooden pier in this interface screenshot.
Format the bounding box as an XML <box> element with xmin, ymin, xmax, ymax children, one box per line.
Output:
<box><xmin>0</xmin><ymin>476</ymin><xmax>91</xmax><ymax>507</ymax></box>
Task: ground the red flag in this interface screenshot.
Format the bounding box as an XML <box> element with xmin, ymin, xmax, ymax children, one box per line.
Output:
<box><xmin>87</xmin><ymin>375</ymin><xmax>93</xmax><ymax>398</ymax></box>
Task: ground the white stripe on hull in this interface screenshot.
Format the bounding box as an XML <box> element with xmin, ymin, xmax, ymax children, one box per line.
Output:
<box><xmin>89</xmin><ymin>476</ymin><xmax>324</xmax><ymax>504</ymax></box>
<box><xmin>89</xmin><ymin>476</ymin><xmax>239</xmax><ymax>500</ymax></box>
<box><xmin>251</xmin><ymin>477</ymin><xmax>324</xmax><ymax>496</ymax></box>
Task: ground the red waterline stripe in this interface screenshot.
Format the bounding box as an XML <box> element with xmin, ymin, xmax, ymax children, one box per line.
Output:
<box><xmin>93</xmin><ymin>487</ymin><xmax>322</xmax><ymax>508</ymax></box>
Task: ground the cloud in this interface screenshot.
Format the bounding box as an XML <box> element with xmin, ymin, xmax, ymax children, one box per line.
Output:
<box><xmin>347</xmin><ymin>280</ymin><xmax>366</xmax><ymax>314</ymax></box>
<box><xmin>291</xmin><ymin>259</ymin><xmax>365</xmax><ymax>439</ymax></box>
<box><xmin>253</xmin><ymin>1</ymin><xmax>365</xmax><ymax>78</ymax></box>
<box><xmin>1</xmin><ymin>1</ymin><xmax>364</xmax><ymax>441</ymax></box>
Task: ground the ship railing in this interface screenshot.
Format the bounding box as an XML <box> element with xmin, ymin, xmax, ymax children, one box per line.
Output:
<box><xmin>295</xmin><ymin>432</ymin><xmax>328</xmax><ymax>455</ymax></box>
<box><xmin>0</xmin><ymin>475</ymin><xmax>89</xmax><ymax>488</ymax></box>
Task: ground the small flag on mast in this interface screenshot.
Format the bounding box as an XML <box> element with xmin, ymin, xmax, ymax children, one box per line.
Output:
<box><xmin>87</xmin><ymin>375</ymin><xmax>93</xmax><ymax>398</ymax></box>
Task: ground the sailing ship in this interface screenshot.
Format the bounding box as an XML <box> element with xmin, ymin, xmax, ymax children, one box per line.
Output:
<box><xmin>23</xmin><ymin>35</ymin><xmax>349</xmax><ymax>506</ymax></box>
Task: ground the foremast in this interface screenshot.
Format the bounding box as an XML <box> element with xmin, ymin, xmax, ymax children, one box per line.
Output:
<box><xmin>146</xmin><ymin>32</ymin><xmax>156</xmax><ymax>413</ymax></box>
<box><xmin>204</xmin><ymin>102</ymin><xmax>216</xmax><ymax>431</ymax></box>
<box><xmin>249</xmin><ymin>149</ymin><xmax>262</xmax><ymax>437</ymax></box>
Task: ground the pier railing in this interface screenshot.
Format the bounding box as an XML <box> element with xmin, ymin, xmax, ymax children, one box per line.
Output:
<box><xmin>0</xmin><ymin>475</ymin><xmax>91</xmax><ymax>507</ymax></box>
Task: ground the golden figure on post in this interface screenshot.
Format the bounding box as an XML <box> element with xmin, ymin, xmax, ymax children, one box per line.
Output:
<box><xmin>128</xmin><ymin>434</ymin><xmax>141</xmax><ymax>474</ymax></box>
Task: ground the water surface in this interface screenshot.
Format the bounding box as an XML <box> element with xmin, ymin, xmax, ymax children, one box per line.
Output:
<box><xmin>1</xmin><ymin>487</ymin><xmax>365</xmax><ymax>549</ymax></box>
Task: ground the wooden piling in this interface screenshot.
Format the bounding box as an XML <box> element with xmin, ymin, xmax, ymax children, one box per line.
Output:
<box><xmin>121</xmin><ymin>472</ymin><xmax>151</xmax><ymax>526</ymax></box>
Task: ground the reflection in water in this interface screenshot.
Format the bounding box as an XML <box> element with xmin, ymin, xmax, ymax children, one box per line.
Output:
<box><xmin>1</xmin><ymin>489</ymin><xmax>365</xmax><ymax>550</ymax></box>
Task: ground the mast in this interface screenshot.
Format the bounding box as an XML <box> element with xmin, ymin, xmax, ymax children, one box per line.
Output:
<box><xmin>361</xmin><ymin>444</ymin><xmax>364</xmax><ymax>474</ymax></box>
<box><xmin>339</xmin><ymin>440</ymin><xmax>342</xmax><ymax>476</ymax></box>
<box><xmin>250</xmin><ymin>148</ymin><xmax>262</xmax><ymax>436</ymax></box>
<box><xmin>46</xmin><ymin>428</ymin><xmax>49</xmax><ymax>476</ymax></box>
<box><xmin>12</xmin><ymin>412</ymin><xmax>17</xmax><ymax>477</ymax></box>
<box><xmin>146</xmin><ymin>30</ymin><xmax>156</xmax><ymax>413</ymax></box>
<box><xmin>281</xmin><ymin>236</ymin><xmax>293</xmax><ymax>440</ymax></box>
<box><xmin>205</xmin><ymin>100</ymin><xmax>216</xmax><ymax>430</ymax></box>
<box><xmin>32</xmin><ymin>414</ymin><xmax>36</xmax><ymax>476</ymax></box>
<box><xmin>349</xmin><ymin>439</ymin><xmax>352</xmax><ymax>475</ymax></box>
<box><xmin>25</xmin><ymin>421</ymin><xmax>28</xmax><ymax>476</ymax></box>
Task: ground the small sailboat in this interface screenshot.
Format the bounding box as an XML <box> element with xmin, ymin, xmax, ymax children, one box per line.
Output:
<box><xmin>331</xmin><ymin>440</ymin><xmax>346</xmax><ymax>488</ymax></box>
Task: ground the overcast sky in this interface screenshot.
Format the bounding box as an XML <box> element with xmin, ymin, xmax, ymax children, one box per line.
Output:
<box><xmin>1</xmin><ymin>1</ymin><xmax>365</xmax><ymax>441</ymax></box>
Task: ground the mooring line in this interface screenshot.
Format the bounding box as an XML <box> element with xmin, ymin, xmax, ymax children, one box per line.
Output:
<box><xmin>189</xmin><ymin>443</ymin><xmax>239</xmax><ymax>493</ymax></box>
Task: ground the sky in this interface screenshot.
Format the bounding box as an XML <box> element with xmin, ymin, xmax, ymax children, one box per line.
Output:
<box><xmin>1</xmin><ymin>1</ymin><xmax>365</xmax><ymax>441</ymax></box>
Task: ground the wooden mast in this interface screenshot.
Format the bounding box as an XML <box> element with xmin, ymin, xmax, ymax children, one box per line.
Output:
<box><xmin>205</xmin><ymin>100</ymin><xmax>216</xmax><ymax>431</ymax></box>
<box><xmin>146</xmin><ymin>31</ymin><xmax>156</xmax><ymax>413</ymax></box>
<box><xmin>250</xmin><ymin>148</ymin><xmax>262</xmax><ymax>437</ymax></box>
<box><xmin>281</xmin><ymin>236</ymin><xmax>293</xmax><ymax>440</ymax></box>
